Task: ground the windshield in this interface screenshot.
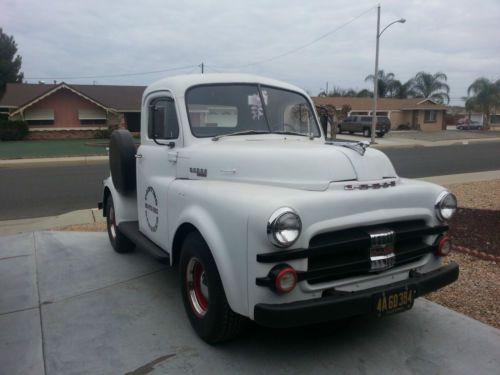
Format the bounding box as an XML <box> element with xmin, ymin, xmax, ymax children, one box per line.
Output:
<box><xmin>186</xmin><ymin>84</ymin><xmax>321</xmax><ymax>138</ymax></box>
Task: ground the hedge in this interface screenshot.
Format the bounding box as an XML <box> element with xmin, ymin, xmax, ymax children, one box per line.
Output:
<box><xmin>0</xmin><ymin>119</ymin><xmax>29</xmax><ymax>141</ymax></box>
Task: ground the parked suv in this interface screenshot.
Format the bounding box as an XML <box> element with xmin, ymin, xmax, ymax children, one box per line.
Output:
<box><xmin>339</xmin><ymin>115</ymin><xmax>391</xmax><ymax>137</ymax></box>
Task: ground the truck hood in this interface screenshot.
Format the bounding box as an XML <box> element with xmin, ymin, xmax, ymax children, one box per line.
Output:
<box><xmin>177</xmin><ymin>138</ymin><xmax>397</xmax><ymax>191</ymax></box>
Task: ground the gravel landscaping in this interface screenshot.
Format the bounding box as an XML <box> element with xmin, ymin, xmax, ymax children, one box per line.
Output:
<box><xmin>56</xmin><ymin>180</ymin><xmax>500</xmax><ymax>329</ymax></box>
<box><xmin>426</xmin><ymin>179</ymin><xmax>499</xmax><ymax>328</ymax></box>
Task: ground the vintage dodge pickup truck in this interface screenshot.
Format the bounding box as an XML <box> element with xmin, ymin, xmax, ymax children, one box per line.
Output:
<box><xmin>100</xmin><ymin>73</ymin><xmax>459</xmax><ymax>344</ymax></box>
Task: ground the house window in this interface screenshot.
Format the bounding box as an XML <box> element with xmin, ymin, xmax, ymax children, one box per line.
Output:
<box><xmin>24</xmin><ymin>108</ymin><xmax>55</xmax><ymax>125</ymax></box>
<box><xmin>26</xmin><ymin>119</ymin><xmax>54</xmax><ymax>125</ymax></box>
<box><xmin>80</xmin><ymin>119</ymin><xmax>107</xmax><ymax>125</ymax></box>
<box><xmin>79</xmin><ymin>109</ymin><xmax>107</xmax><ymax>125</ymax></box>
<box><xmin>490</xmin><ymin>115</ymin><xmax>500</xmax><ymax>124</ymax></box>
<box><xmin>424</xmin><ymin>110</ymin><xmax>437</xmax><ymax>123</ymax></box>
<box><xmin>148</xmin><ymin>97</ymin><xmax>179</xmax><ymax>139</ymax></box>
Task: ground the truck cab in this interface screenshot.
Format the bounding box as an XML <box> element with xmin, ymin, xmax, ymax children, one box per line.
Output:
<box><xmin>101</xmin><ymin>74</ymin><xmax>459</xmax><ymax>344</ymax></box>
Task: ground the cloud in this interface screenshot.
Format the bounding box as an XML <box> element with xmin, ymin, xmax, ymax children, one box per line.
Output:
<box><xmin>1</xmin><ymin>0</ymin><xmax>499</xmax><ymax>101</ymax></box>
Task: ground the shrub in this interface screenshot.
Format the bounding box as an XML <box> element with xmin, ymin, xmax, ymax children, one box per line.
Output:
<box><xmin>94</xmin><ymin>128</ymin><xmax>111</xmax><ymax>139</ymax></box>
<box><xmin>397</xmin><ymin>123</ymin><xmax>411</xmax><ymax>130</ymax></box>
<box><xmin>94</xmin><ymin>124</ymin><xmax>121</xmax><ymax>139</ymax></box>
<box><xmin>0</xmin><ymin>119</ymin><xmax>29</xmax><ymax>141</ymax></box>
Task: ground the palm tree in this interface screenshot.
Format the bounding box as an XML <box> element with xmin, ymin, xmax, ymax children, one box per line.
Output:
<box><xmin>465</xmin><ymin>78</ymin><xmax>500</xmax><ymax>129</ymax></box>
<box><xmin>364</xmin><ymin>70</ymin><xmax>397</xmax><ymax>98</ymax></box>
<box><xmin>391</xmin><ymin>79</ymin><xmax>415</xmax><ymax>99</ymax></box>
<box><xmin>412</xmin><ymin>71</ymin><xmax>450</xmax><ymax>104</ymax></box>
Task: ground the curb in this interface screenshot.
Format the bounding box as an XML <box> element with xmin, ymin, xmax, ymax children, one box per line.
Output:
<box><xmin>453</xmin><ymin>245</ymin><xmax>500</xmax><ymax>263</ymax></box>
<box><xmin>0</xmin><ymin>155</ymin><xmax>108</xmax><ymax>167</ymax></box>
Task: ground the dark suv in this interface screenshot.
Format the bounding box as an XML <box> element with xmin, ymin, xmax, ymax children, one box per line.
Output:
<box><xmin>338</xmin><ymin>115</ymin><xmax>391</xmax><ymax>138</ymax></box>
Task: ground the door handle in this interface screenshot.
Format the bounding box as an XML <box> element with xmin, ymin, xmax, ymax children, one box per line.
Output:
<box><xmin>134</xmin><ymin>154</ymin><xmax>143</xmax><ymax>159</ymax></box>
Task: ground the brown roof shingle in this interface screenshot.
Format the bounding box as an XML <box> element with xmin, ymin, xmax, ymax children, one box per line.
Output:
<box><xmin>312</xmin><ymin>96</ymin><xmax>448</xmax><ymax>111</ymax></box>
<box><xmin>0</xmin><ymin>83</ymin><xmax>146</xmax><ymax>111</ymax></box>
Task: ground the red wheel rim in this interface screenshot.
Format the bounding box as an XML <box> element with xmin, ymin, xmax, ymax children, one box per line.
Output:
<box><xmin>186</xmin><ymin>258</ymin><xmax>209</xmax><ymax>317</ymax></box>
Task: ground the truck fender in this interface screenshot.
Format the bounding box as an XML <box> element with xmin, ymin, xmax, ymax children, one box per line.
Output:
<box><xmin>103</xmin><ymin>177</ymin><xmax>138</xmax><ymax>225</ymax></box>
<box><xmin>171</xmin><ymin>205</ymin><xmax>248</xmax><ymax>317</ymax></box>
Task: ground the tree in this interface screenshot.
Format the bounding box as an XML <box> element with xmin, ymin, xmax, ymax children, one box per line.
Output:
<box><xmin>465</xmin><ymin>77</ymin><xmax>500</xmax><ymax>130</ymax></box>
<box><xmin>364</xmin><ymin>70</ymin><xmax>397</xmax><ymax>98</ymax></box>
<box><xmin>316</xmin><ymin>104</ymin><xmax>336</xmax><ymax>138</ymax></box>
<box><xmin>0</xmin><ymin>28</ymin><xmax>24</xmax><ymax>97</ymax></box>
<box><xmin>411</xmin><ymin>71</ymin><xmax>450</xmax><ymax>104</ymax></box>
<box><xmin>390</xmin><ymin>79</ymin><xmax>415</xmax><ymax>99</ymax></box>
<box><xmin>318</xmin><ymin>87</ymin><xmax>372</xmax><ymax>98</ymax></box>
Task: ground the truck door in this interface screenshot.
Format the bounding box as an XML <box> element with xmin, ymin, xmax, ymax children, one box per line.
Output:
<box><xmin>136</xmin><ymin>92</ymin><xmax>181</xmax><ymax>251</ymax></box>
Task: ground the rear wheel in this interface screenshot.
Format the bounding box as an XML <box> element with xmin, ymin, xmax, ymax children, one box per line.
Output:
<box><xmin>106</xmin><ymin>195</ymin><xmax>135</xmax><ymax>253</ymax></box>
<box><xmin>180</xmin><ymin>232</ymin><xmax>246</xmax><ymax>344</ymax></box>
<box><xmin>376</xmin><ymin>132</ymin><xmax>385</xmax><ymax>138</ymax></box>
<box><xmin>363</xmin><ymin>128</ymin><xmax>371</xmax><ymax>137</ymax></box>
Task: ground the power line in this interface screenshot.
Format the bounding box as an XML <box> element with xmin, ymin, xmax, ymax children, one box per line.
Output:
<box><xmin>213</xmin><ymin>5</ymin><xmax>376</xmax><ymax>70</ymax></box>
<box><xmin>25</xmin><ymin>64</ymin><xmax>198</xmax><ymax>80</ymax></box>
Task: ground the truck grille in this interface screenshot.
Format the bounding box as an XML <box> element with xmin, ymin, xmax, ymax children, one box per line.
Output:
<box><xmin>255</xmin><ymin>220</ymin><xmax>448</xmax><ymax>287</ymax></box>
<box><xmin>306</xmin><ymin>220</ymin><xmax>443</xmax><ymax>284</ymax></box>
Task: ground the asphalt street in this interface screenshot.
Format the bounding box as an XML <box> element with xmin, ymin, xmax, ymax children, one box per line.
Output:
<box><xmin>0</xmin><ymin>141</ymin><xmax>499</xmax><ymax>220</ymax></box>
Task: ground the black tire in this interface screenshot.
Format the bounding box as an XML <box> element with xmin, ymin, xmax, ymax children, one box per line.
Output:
<box><xmin>180</xmin><ymin>232</ymin><xmax>246</xmax><ymax>344</ymax></box>
<box><xmin>376</xmin><ymin>132</ymin><xmax>385</xmax><ymax>138</ymax></box>
<box><xmin>109</xmin><ymin>130</ymin><xmax>137</xmax><ymax>195</ymax></box>
<box><xmin>363</xmin><ymin>128</ymin><xmax>371</xmax><ymax>137</ymax></box>
<box><xmin>336</xmin><ymin>125</ymin><xmax>342</xmax><ymax>134</ymax></box>
<box><xmin>105</xmin><ymin>195</ymin><xmax>135</xmax><ymax>253</ymax></box>
<box><xmin>348</xmin><ymin>131</ymin><xmax>354</xmax><ymax>134</ymax></box>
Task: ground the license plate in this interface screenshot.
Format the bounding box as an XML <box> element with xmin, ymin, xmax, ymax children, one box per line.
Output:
<box><xmin>373</xmin><ymin>286</ymin><xmax>416</xmax><ymax>317</ymax></box>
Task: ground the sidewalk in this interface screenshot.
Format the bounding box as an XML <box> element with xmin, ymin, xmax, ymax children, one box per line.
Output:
<box><xmin>0</xmin><ymin>170</ymin><xmax>498</xmax><ymax>235</ymax></box>
<box><xmin>0</xmin><ymin>209</ymin><xmax>105</xmax><ymax>235</ymax></box>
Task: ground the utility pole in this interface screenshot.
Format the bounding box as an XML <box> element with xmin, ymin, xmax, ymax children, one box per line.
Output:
<box><xmin>326</xmin><ymin>81</ymin><xmax>329</xmax><ymax>95</ymax></box>
<box><xmin>200</xmin><ymin>62</ymin><xmax>204</xmax><ymax>74</ymax></box>
<box><xmin>371</xmin><ymin>4</ymin><xmax>381</xmax><ymax>145</ymax></box>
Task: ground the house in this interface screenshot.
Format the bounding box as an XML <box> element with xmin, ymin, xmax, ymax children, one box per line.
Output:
<box><xmin>0</xmin><ymin>82</ymin><xmax>145</xmax><ymax>139</ymax></box>
<box><xmin>312</xmin><ymin>96</ymin><xmax>448</xmax><ymax>132</ymax></box>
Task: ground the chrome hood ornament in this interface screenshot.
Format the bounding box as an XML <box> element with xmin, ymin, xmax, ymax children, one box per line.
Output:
<box><xmin>326</xmin><ymin>140</ymin><xmax>370</xmax><ymax>156</ymax></box>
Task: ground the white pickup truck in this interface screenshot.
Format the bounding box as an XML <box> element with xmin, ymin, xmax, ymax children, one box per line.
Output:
<box><xmin>100</xmin><ymin>73</ymin><xmax>459</xmax><ymax>344</ymax></box>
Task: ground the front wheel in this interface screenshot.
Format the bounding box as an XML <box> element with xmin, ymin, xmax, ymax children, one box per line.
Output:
<box><xmin>376</xmin><ymin>132</ymin><xmax>385</xmax><ymax>138</ymax></box>
<box><xmin>105</xmin><ymin>195</ymin><xmax>135</xmax><ymax>253</ymax></box>
<box><xmin>180</xmin><ymin>232</ymin><xmax>246</xmax><ymax>344</ymax></box>
<box><xmin>363</xmin><ymin>128</ymin><xmax>371</xmax><ymax>137</ymax></box>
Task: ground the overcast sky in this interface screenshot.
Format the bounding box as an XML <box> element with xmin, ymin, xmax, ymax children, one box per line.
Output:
<box><xmin>2</xmin><ymin>0</ymin><xmax>499</xmax><ymax>104</ymax></box>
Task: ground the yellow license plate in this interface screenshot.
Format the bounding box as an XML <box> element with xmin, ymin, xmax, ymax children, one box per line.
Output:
<box><xmin>373</xmin><ymin>287</ymin><xmax>416</xmax><ymax>317</ymax></box>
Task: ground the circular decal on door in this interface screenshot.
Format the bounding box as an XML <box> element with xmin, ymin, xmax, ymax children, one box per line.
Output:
<box><xmin>145</xmin><ymin>186</ymin><xmax>159</xmax><ymax>232</ymax></box>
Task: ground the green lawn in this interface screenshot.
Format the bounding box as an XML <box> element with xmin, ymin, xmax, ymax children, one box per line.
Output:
<box><xmin>0</xmin><ymin>139</ymin><xmax>109</xmax><ymax>159</ymax></box>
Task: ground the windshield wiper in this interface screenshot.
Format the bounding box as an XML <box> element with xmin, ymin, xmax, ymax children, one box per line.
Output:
<box><xmin>271</xmin><ymin>130</ymin><xmax>313</xmax><ymax>138</ymax></box>
<box><xmin>212</xmin><ymin>130</ymin><xmax>270</xmax><ymax>141</ymax></box>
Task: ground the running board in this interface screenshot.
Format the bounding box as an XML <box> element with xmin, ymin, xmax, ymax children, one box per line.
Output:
<box><xmin>118</xmin><ymin>221</ymin><xmax>170</xmax><ymax>263</ymax></box>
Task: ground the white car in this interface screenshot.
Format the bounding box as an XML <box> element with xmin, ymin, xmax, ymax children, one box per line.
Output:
<box><xmin>100</xmin><ymin>74</ymin><xmax>459</xmax><ymax>344</ymax></box>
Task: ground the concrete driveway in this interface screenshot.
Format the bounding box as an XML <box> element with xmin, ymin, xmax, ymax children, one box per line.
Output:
<box><xmin>1</xmin><ymin>231</ymin><xmax>499</xmax><ymax>375</ymax></box>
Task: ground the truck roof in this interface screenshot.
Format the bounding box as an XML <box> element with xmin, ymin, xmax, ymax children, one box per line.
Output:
<box><xmin>143</xmin><ymin>73</ymin><xmax>307</xmax><ymax>101</ymax></box>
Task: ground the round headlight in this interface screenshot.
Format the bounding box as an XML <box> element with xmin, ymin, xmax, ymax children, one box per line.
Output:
<box><xmin>435</xmin><ymin>192</ymin><xmax>457</xmax><ymax>221</ymax></box>
<box><xmin>267</xmin><ymin>208</ymin><xmax>302</xmax><ymax>248</ymax></box>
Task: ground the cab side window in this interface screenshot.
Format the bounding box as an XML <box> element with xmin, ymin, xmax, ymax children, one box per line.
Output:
<box><xmin>148</xmin><ymin>97</ymin><xmax>179</xmax><ymax>139</ymax></box>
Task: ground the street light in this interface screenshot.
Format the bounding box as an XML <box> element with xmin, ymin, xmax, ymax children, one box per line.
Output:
<box><xmin>371</xmin><ymin>5</ymin><xmax>406</xmax><ymax>144</ymax></box>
